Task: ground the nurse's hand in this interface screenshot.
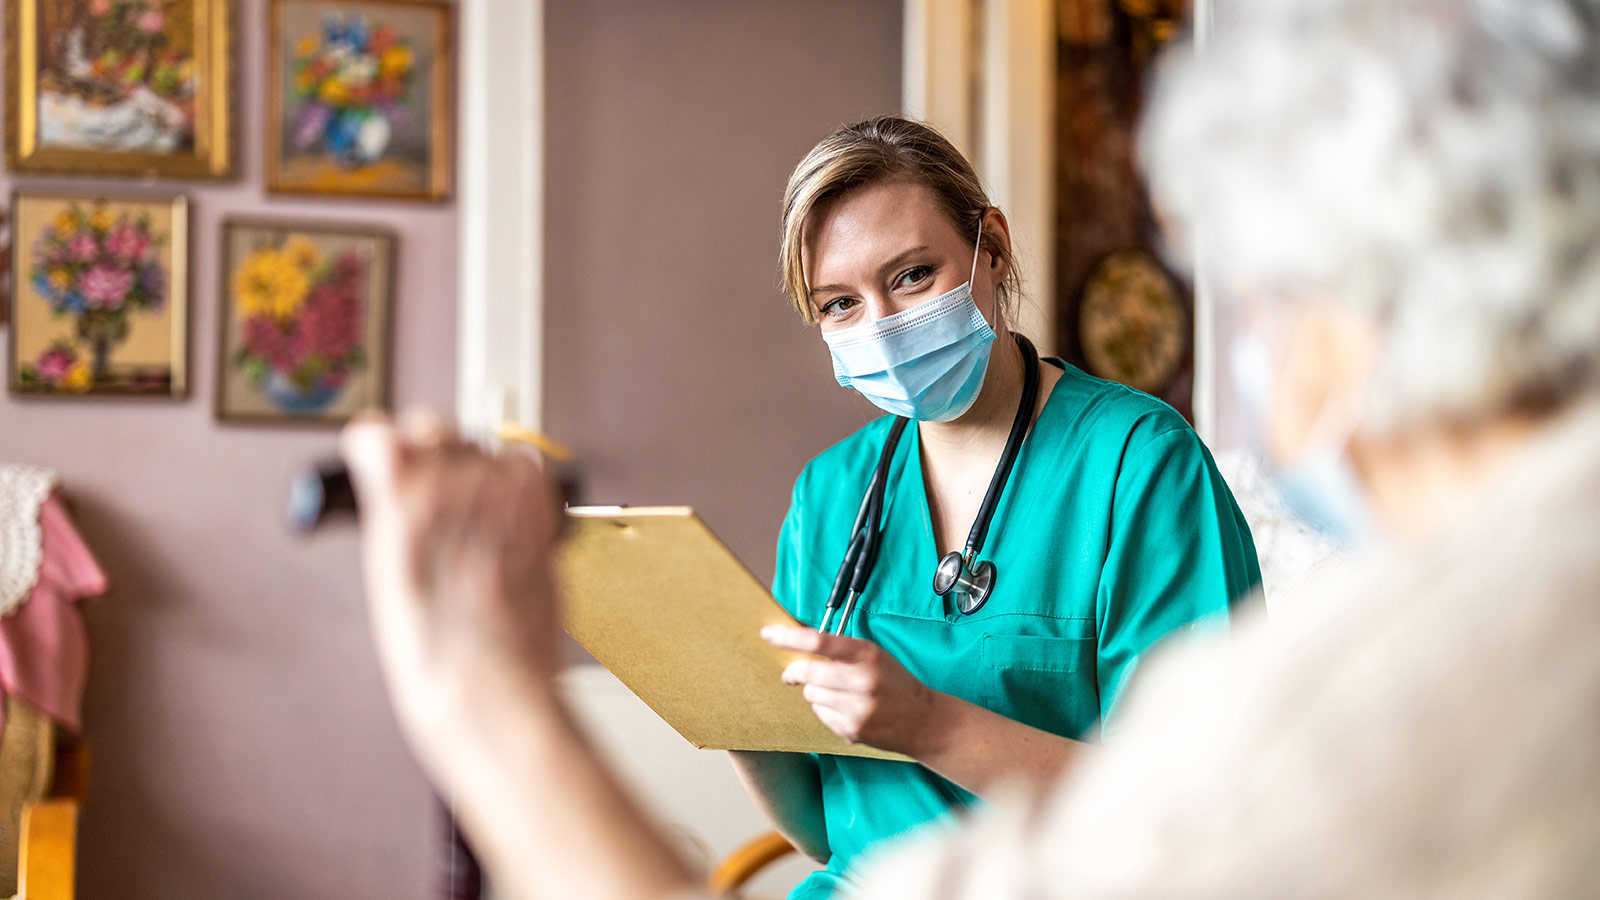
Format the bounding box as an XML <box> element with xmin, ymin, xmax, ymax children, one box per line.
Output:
<box><xmin>762</xmin><ymin>626</ymin><xmax>942</xmax><ymax>755</ymax></box>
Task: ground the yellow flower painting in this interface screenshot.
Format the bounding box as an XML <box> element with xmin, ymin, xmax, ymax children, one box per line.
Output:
<box><xmin>217</xmin><ymin>218</ymin><xmax>394</xmax><ymax>424</ymax></box>
<box><xmin>234</xmin><ymin>247</ymin><xmax>312</xmax><ymax>320</ymax></box>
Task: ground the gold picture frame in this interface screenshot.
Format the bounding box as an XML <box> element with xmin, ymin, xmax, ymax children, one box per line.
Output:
<box><xmin>8</xmin><ymin>190</ymin><xmax>189</xmax><ymax>399</ymax></box>
<box><xmin>215</xmin><ymin>217</ymin><xmax>395</xmax><ymax>425</ymax></box>
<box><xmin>5</xmin><ymin>0</ymin><xmax>233</xmax><ymax>178</ymax></box>
<box><xmin>266</xmin><ymin>0</ymin><xmax>453</xmax><ymax>200</ymax></box>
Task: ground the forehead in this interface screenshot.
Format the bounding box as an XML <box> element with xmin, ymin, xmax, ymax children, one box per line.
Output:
<box><xmin>804</xmin><ymin>179</ymin><xmax>960</xmax><ymax>288</ymax></box>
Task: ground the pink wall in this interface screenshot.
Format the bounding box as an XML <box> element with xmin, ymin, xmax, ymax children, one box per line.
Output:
<box><xmin>1</xmin><ymin>0</ymin><xmax>902</xmax><ymax>896</ymax></box>
<box><xmin>0</xmin><ymin>1</ymin><xmax>456</xmax><ymax>897</ymax></box>
<box><xmin>544</xmin><ymin>0</ymin><xmax>903</xmax><ymax>581</ymax></box>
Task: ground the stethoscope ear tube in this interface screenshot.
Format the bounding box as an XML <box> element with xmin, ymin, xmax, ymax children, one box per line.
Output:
<box><xmin>821</xmin><ymin>417</ymin><xmax>908</xmax><ymax>634</ymax></box>
<box><xmin>935</xmin><ymin>334</ymin><xmax>1039</xmax><ymax>613</ymax></box>
<box><xmin>820</xmin><ymin>530</ymin><xmax>864</xmax><ymax>634</ymax></box>
<box><xmin>962</xmin><ymin>334</ymin><xmax>1040</xmax><ymax>562</ymax></box>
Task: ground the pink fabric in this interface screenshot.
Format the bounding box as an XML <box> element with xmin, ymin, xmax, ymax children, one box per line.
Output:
<box><xmin>0</xmin><ymin>493</ymin><xmax>105</xmax><ymax>733</ymax></box>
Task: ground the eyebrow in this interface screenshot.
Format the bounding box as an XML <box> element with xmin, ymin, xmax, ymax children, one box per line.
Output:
<box><xmin>809</xmin><ymin>245</ymin><xmax>932</xmax><ymax>302</ymax></box>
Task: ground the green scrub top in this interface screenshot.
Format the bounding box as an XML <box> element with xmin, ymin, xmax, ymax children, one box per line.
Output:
<box><xmin>771</xmin><ymin>360</ymin><xmax>1261</xmax><ymax>900</ymax></box>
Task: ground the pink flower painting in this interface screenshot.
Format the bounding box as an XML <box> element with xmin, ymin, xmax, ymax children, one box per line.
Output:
<box><xmin>81</xmin><ymin>264</ymin><xmax>134</xmax><ymax>308</ymax></box>
<box><xmin>11</xmin><ymin>194</ymin><xmax>184</xmax><ymax>398</ymax></box>
<box><xmin>67</xmin><ymin>234</ymin><xmax>98</xmax><ymax>261</ymax></box>
<box><xmin>106</xmin><ymin>224</ymin><xmax>151</xmax><ymax>261</ymax></box>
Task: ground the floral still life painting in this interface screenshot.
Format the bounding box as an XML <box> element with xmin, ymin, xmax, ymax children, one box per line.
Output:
<box><xmin>217</xmin><ymin>220</ymin><xmax>393</xmax><ymax>424</ymax></box>
<box><xmin>5</xmin><ymin>0</ymin><xmax>232</xmax><ymax>176</ymax></box>
<box><xmin>8</xmin><ymin>192</ymin><xmax>188</xmax><ymax>397</ymax></box>
<box><xmin>267</xmin><ymin>0</ymin><xmax>451</xmax><ymax>199</ymax></box>
<box><xmin>0</xmin><ymin>207</ymin><xmax>11</xmax><ymax>326</ymax></box>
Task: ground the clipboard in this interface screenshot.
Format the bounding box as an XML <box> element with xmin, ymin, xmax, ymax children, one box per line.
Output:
<box><xmin>557</xmin><ymin>506</ymin><xmax>906</xmax><ymax>761</ymax></box>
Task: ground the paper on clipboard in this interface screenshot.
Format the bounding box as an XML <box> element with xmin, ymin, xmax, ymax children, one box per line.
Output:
<box><xmin>557</xmin><ymin>506</ymin><xmax>906</xmax><ymax>761</ymax></box>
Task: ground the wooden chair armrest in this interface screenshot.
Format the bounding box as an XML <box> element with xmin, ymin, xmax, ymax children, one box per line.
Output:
<box><xmin>46</xmin><ymin>737</ymin><xmax>90</xmax><ymax>805</ymax></box>
<box><xmin>707</xmin><ymin>830</ymin><xmax>797</xmax><ymax>897</ymax></box>
<box><xmin>19</xmin><ymin>798</ymin><xmax>77</xmax><ymax>900</ymax></box>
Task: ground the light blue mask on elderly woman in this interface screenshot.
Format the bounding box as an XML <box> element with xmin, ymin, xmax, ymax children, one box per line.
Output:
<box><xmin>823</xmin><ymin>230</ymin><xmax>995</xmax><ymax>422</ymax></box>
<box><xmin>1231</xmin><ymin>331</ymin><xmax>1375</xmax><ymax>545</ymax></box>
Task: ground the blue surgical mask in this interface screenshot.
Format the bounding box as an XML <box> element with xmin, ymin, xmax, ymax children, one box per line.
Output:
<box><xmin>1231</xmin><ymin>331</ymin><xmax>1375</xmax><ymax>545</ymax></box>
<box><xmin>1272</xmin><ymin>445</ymin><xmax>1373</xmax><ymax>545</ymax></box>
<box><xmin>823</xmin><ymin>233</ymin><xmax>996</xmax><ymax>422</ymax></box>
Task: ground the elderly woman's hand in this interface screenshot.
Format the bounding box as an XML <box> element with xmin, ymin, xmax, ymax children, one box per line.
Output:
<box><xmin>341</xmin><ymin>411</ymin><xmax>563</xmax><ymax>775</ymax></box>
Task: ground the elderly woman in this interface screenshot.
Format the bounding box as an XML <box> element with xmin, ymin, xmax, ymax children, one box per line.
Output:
<box><xmin>340</xmin><ymin>0</ymin><xmax>1600</xmax><ymax>897</ymax></box>
<box><xmin>852</xmin><ymin>0</ymin><xmax>1600</xmax><ymax>894</ymax></box>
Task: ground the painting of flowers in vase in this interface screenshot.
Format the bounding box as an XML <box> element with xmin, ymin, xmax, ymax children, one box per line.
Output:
<box><xmin>267</xmin><ymin>0</ymin><xmax>452</xmax><ymax>200</ymax></box>
<box><xmin>5</xmin><ymin>0</ymin><xmax>232</xmax><ymax>177</ymax></box>
<box><xmin>8</xmin><ymin>192</ymin><xmax>188</xmax><ymax>397</ymax></box>
<box><xmin>217</xmin><ymin>220</ymin><xmax>393</xmax><ymax>424</ymax></box>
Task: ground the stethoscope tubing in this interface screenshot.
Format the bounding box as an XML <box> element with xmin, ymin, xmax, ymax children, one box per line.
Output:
<box><xmin>820</xmin><ymin>416</ymin><xmax>907</xmax><ymax>634</ymax></box>
<box><xmin>963</xmin><ymin>335</ymin><xmax>1039</xmax><ymax>559</ymax></box>
<box><xmin>820</xmin><ymin>335</ymin><xmax>1039</xmax><ymax>634</ymax></box>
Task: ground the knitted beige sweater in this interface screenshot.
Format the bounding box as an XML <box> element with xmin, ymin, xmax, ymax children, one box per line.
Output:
<box><xmin>852</xmin><ymin>402</ymin><xmax>1600</xmax><ymax>899</ymax></box>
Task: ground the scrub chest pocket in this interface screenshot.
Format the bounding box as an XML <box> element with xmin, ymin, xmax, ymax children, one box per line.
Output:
<box><xmin>979</xmin><ymin>622</ymin><xmax>1101</xmax><ymax>740</ymax></box>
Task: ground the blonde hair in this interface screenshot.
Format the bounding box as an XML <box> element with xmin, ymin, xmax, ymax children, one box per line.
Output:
<box><xmin>779</xmin><ymin>116</ymin><xmax>1020</xmax><ymax>324</ymax></box>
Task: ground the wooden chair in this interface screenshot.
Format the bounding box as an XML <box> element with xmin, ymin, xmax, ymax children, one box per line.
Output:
<box><xmin>707</xmin><ymin>830</ymin><xmax>798</xmax><ymax>898</ymax></box>
<box><xmin>18</xmin><ymin>799</ymin><xmax>76</xmax><ymax>900</ymax></box>
<box><xmin>2</xmin><ymin>698</ymin><xmax>86</xmax><ymax>900</ymax></box>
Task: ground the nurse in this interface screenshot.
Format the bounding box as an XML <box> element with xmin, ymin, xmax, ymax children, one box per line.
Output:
<box><xmin>733</xmin><ymin>115</ymin><xmax>1263</xmax><ymax>900</ymax></box>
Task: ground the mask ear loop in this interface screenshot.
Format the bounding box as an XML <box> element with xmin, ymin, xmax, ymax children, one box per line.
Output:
<box><xmin>969</xmin><ymin>213</ymin><xmax>1005</xmax><ymax>332</ymax></box>
<box><xmin>968</xmin><ymin>218</ymin><xmax>985</xmax><ymax>288</ymax></box>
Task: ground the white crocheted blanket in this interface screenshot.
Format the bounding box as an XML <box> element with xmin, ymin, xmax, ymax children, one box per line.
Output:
<box><xmin>0</xmin><ymin>464</ymin><xmax>59</xmax><ymax>619</ymax></box>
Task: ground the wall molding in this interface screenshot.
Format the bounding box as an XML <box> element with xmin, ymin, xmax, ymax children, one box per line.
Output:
<box><xmin>1190</xmin><ymin>0</ymin><xmax>1218</xmax><ymax>444</ymax></box>
<box><xmin>457</xmin><ymin>0</ymin><xmax>544</xmax><ymax>438</ymax></box>
<box><xmin>903</xmin><ymin>0</ymin><xmax>1057</xmax><ymax>356</ymax></box>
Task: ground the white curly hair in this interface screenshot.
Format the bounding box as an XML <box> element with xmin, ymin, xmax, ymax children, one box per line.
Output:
<box><xmin>1142</xmin><ymin>0</ymin><xmax>1600</xmax><ymax>431</ymax></box>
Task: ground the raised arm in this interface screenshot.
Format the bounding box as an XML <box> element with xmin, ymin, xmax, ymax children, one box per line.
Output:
<box><xmin>342</xmin><ymin>414</ymin><xmax>698</xmax><ymax>900</ymax></box>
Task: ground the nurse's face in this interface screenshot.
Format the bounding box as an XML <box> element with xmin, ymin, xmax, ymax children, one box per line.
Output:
<box><xmin>803</xmin><ymin>179</ymin><xmax>1008</xmax><ymax>333</ymax></box>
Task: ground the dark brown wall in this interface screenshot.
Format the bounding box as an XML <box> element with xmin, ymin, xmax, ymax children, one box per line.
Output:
<box><xmin>544</xmin><ymin>0</ymin><xmax>903</xmax><ymax>582</ymax></box>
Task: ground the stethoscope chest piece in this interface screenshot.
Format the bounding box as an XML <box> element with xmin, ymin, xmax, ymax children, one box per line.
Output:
<box><xmin>934</xmin><ymin>551</ymin><xmax>996</xmax><ymax>615</ymax></box>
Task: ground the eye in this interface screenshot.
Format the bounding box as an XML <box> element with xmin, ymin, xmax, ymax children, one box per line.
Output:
<box><xmin>819</xmin><ymin>296</ymin><xmax>859</xmax><ymax>319</ymax></box>
<box><xmin>895</xmin><ymin>265</ymin><xmax>934</xmax><ymax>290</ymax></box>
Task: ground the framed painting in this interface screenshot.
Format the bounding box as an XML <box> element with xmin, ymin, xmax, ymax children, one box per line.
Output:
<box><xmin>8</xmin><ymin>191</ymin><xmax>188</xmax><ymax>397</ymax></box>
<box><xmin>216</xmin><ymin>218</ymin><xmax>394</xmax><ymax>425</ymax></box>
<box><xmin>266</xmin><ymin>0</ymin><xmax>453</xmax><ymax>200</ymax></box>
<box><xmin>0</xmin><ymin>206</ymin><xmax>10</xmax><ymax>326</ymax></box>
<box><xmin>5</xmin><ymin>0</ymin><xmax>233</xmax><ymax>177</ymax></box>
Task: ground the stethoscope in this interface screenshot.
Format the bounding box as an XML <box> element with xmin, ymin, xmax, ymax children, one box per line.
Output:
<box><xmin>817</xmin><ymin>333</ymin><xmax>1042</xmax><ymax>634</ymax></box>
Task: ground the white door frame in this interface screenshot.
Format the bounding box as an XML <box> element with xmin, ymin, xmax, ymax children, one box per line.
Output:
<box><xmin>1189</xmin><ymin>0</ymin><xmax>1219</xmax><ymax>444</ymax></box>
<box><xmin>905</xmin><ymin>0</ymin><xmax>1222</xmax><ymax>439</ymax></box>
<box><xmin>903</xmin><ymin>0</ymin><xmax>1057</xmax><ymax>357</ymax></box>
<box><xmin>456</xmin><ymin>0</ymin><xmax>545</xmax><ymax>439</ymax></box>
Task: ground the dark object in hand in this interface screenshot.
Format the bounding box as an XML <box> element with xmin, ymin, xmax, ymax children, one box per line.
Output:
<box><xmin>288</xmin><ymin>458</ymin><xmax>582</xmax><ymax>534</ymax></box>
<box><xmin>287</xmin><ymin>462</ymin><xmax>357</xmax><ymax>533</ymax></box>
